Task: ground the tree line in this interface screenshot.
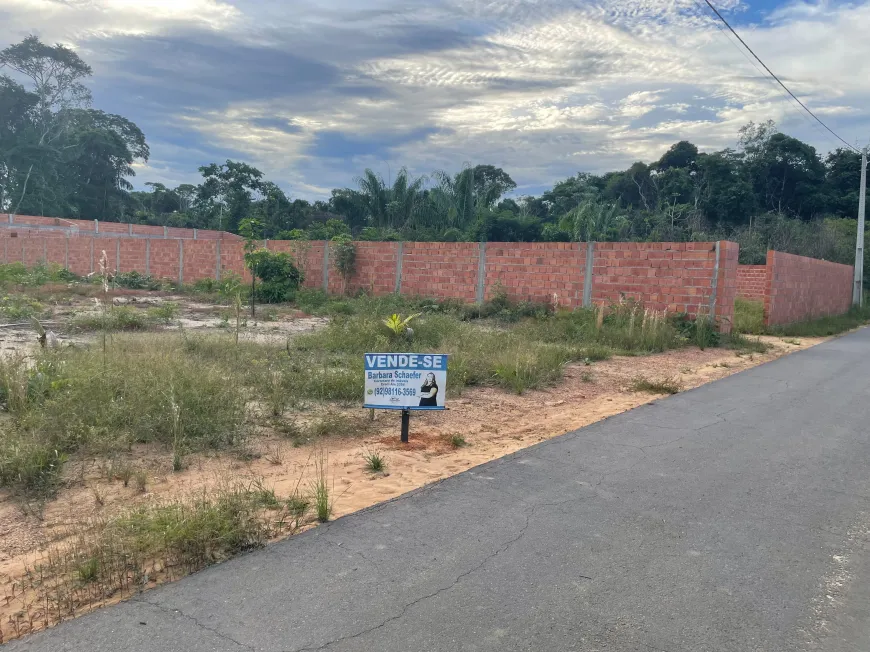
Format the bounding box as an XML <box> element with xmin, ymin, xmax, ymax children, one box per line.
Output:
<box><xmin>1</xmin><ymin>36</ymin><xmax>865</xmax><ymax>265</ymax></box>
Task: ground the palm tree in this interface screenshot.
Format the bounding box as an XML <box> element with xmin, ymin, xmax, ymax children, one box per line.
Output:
<box><xmin>560</xmin><ymin>200</ymin><xmax>629</xmax><ymax>242</ymax></box>
<box><xmin>355</xmin><ymin>167</ymin><xmax>427</xmax><ymax>229</ymax></box>
<box><xmin>430</xmin><ymin>165</ymin><xmax>476</xmax><ymax>230</ymax></box>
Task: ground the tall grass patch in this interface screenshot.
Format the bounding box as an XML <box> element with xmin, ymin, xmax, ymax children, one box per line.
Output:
<box><xmin>733</xmin><ymin>298</ymin><xmax>765</xmax><ymax>334</ymax></box>
<box><xmin>0</xmin><ymin>335</ymin><xmax>246</xmax><ymax>493</ymax></box>
<box><xmin>6</xmin><ymin>480</ymin><xmax>303</xmax><ymax>639</ymax></box>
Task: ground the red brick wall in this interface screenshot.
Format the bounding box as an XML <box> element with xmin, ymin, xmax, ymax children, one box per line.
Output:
<box><xmin>485</xmin><ymin>242</ymin><xmax>586</xmax><ymax>307</ymax></box>
<box><xmin>764</xmin><ymin>251</ymin><xmax>853</xmax><ymax>326</ymax></box>
<box><xmin>591</xmin><ymin>242</ymin><xmax>734</xmax><ymax>328</ymax></box>
<box><xmin>400</xmin><ymin>242</ymin><xmax>480</xmax><ymax>301</ymax></box>
<box><xmin>736</xmin><ymin>265</ymin><xmax>768</xmax><ymax>301</ymax></box>
<box><xmin>0</xmin><ymin>236</ymin><xmax>746</xmax><ymax>329</ymax></box>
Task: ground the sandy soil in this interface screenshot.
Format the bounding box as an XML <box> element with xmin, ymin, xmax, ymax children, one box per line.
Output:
<box><xmin>0</xmin><ymin>330</ymin><xmax>826</xmax><ymax>640</ymax></box>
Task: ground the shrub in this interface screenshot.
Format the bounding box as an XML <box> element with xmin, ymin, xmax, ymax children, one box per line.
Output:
<box><xmin>246</xmin><ymin>250</ymin><xmax>304</xmax><ymax>303</ymax></box>
<box><xmin>113</xmin><ymin>271</ymin><xmax>162</xmax><ymax>291</ymax></box>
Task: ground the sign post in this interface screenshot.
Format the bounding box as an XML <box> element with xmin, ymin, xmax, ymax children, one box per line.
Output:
<box><xmin>364</xmin><ymin>353</ymin><xmax>448</xmax><ymax>443</ymax></box>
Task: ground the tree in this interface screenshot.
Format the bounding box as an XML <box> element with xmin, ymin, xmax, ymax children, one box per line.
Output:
<box><xmin>355</xmin><ymin>167</ymin><xmax>426</xmax><ymax>229</ymax></box>
<box><xmin>824</xmin><ymin>149</ymin><xmax>862</xmax><ymax>218</ymax></box>
<box><xmin>470</xmin><ymin>164</ymin><xmax>516</xmax><ymax>207</ymax></box>
<box><xmin>656</xmin><ymin>141</ymin><xmax>698</xmax><ymax>171</ymax></box>
<box><xmin>197</xmin><ymin>160</ymin><xmax>263</xmax><ymax>232</ymax></box>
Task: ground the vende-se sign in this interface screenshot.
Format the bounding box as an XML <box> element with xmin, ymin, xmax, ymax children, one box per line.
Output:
<box><xmin>364</xmin><ymin>353</ymin><xmax>448</xmax><ymax>410</ymax></box>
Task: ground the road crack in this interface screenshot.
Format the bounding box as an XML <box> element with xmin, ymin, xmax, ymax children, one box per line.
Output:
<box><xmin>286</xmin><ymin>500</ymin><xmax>579</xmax><ymax>652</ymax></box>
<box><xmin>133</xmin><ymin>596</ymin><xmax>254</xmax><ymax>651</ymax></box>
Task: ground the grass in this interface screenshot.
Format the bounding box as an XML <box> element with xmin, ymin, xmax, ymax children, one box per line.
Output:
<box><xmin>629</xmin><ymin>376</ymin><xmax>681</xmax><ymax>395</ymax></box>
<box><xmin>72</xmin><ymin>305</ymin><xmax>150</xmax><ymax>331</ymax></box>
<box><xmin>768</xmin><ymin>306</ymin><xmax>870</xmax><ymax>337</ymax></box>
<box><xmin>4</xmin><ymin>479</ymin><xmax>303</xmax><ymax>640</ymax></box>
<box><xmin>0</xmin><ymin>335</ymin><xmax>246</xmax><ymax>495</ymax></box>
<box><xmin>733</xmin><ymin>297</ymin><xmax>870</xmax><ymax>338</ymax></box>
<box><xmin>362</xmin><ymin>448</ymin><xmax>386</xmax><ymax>473</ymax></box>
<box><xmin>449</xmin><ymin>434</ymin><xmax>468</xmax><ymax>448</ymax></box>
<box><xmin>733</xmin><ymin>298</ymin><xmax>765</xmax><ymax>335</ymax></box>
<box><xmin>311</xmin><ymin>450</ymin><xmax>332</xmax><ymax>523</ymax></box>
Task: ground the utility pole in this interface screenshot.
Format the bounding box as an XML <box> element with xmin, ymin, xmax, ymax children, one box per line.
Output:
<box><xmin>853</xmin><ymin>146</ymin><xmax>867</xmax><ymax>306</ymax></box>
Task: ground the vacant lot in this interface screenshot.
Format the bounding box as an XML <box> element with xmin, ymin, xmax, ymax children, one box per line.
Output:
<box><xmin>0</xmin><ymin>262</ymin><xmax>841</xmax><ymax>642</ymax></box>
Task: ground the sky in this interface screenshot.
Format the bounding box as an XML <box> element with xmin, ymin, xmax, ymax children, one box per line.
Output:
<box><xmin>2</xmin><ymin>0</ymin><xmax>869</xmax><ymax>199</ymax></box>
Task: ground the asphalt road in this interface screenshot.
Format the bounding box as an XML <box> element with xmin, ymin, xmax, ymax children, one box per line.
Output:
<box><xmin>11</xmin><ymin>329</ymin><xmax>870</xmax><ymax>652</ymax></box>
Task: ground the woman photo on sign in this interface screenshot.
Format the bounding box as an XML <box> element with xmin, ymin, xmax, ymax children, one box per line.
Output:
<box><xmin>419</xmin><ymin>372</ymin><xmax>438</xmax><ymax>407</ymax></box>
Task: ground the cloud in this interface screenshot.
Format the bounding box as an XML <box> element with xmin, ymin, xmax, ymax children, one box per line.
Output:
<box><xmin>2</xmin><ymin>0</ymin><xmax>869</xmax><ymax>198</ymax></box>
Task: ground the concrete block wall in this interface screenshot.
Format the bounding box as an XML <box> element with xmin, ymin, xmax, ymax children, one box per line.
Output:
<box><xmin>764</xmin><ymin>251</ymin><xmax>853</xmax><ymax>326</ymax></box>
<box><xmin>736</xmin><ymin>265</ymin><xmax>768</xmax><ymax>301</ymax></box>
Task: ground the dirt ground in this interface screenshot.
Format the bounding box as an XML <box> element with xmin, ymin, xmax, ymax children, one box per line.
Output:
<box><xmin>0</xmin><ymin>291</ymin><xmax>829</xmax><ymax>638</ymax></box>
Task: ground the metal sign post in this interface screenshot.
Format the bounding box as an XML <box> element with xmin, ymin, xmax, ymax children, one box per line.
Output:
<box><xmin>401</xmin><ymin>409</ymin><xmax>410</xmax><ymax>443</ymax></box>
<box><xmin>364</xmin><ymin>353</ymin><xmax>448</xmax><ymax>443</ymax></box>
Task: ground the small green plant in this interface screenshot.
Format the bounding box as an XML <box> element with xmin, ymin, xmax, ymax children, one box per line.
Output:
<box><xmin>286</xmin><ymin>494</ymin><xmax>310</xmax><ymax>519</ymax></box>
<box><xmin>450</xmin><ymin>434</ymin><xmax>468</xmax><ymax>448</ymax></box>
<box><xmin>133</xmin><ymin>470</ymin><xmax>148</xmax><ymax>493</ymax></box>
<box><xmin>362</xmin><ymin>448</ymin><xmax>386</xmax><ymax>473</ymax></box>
<box><xmin>77</xmin><ymin>557</ymin><xmax>100</xmax><ymax>584</ymax></box>
<box><xmin>311</xmin><ymin>450</ymin><xmax>332</xmax><ymax>523</ymax></box>
<box><xmin>383</xmin><ymin>312</ymin><xmax>422</xmax><ymax>336</ymax></box>
<box><xmin>149</xmin><ymin>302</ymin><xmax>179</xmax><ymax>325</ymax></box>
<box><xmin>629</xmin><ymin>376</ymin><xmax>681</xmax><ymax>395</ymax></box>
<box><xmin>331</xmin><ymin>236</ymin><xmax>357</xmax><ymax>294</ymax></box>
<box><xmin>783</xmin><ymin>338</ymin><xmax>801</xmax><ymax>346</ymax></box>
<box><xmin>580</xmin><ymin>371</ymin><xmax>594</xmax><ymax>383</ymax></box>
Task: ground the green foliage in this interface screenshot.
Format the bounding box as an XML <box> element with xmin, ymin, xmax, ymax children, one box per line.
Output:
<box><xmin>629</xmin><ymin>376</ymin><xmax>681</xmax><ymax>395</ymax></box>
<box><xmin>768</xmin><ymin>306</ymin><xmax>870</xmax><ymax>337</ymax></box>
<box><xmin>113</xmin><ymin>271</ymin><xmax>163</xmax><ymax>291</ymax></box>
<box><xmin>362</xmin><ymin>449</ymin><xmax>386</xmax><ymax>473</ymax></box>
<box><xmin>331</xmin><ymin>237</ymin><xmax>357</xmax><ymax>289</ymax></box>
<box><xmin>733</xmin><ymin>298</ymin><xmax>765</xmax><ymax>334</ymax></box>
<box><xmin>450</xmin><ymin>434</ymin><xmax>467</xmax><ymax>448</ymax></box>
<box><xmin>245</xmin><ymin>249</ymin><xmax>304</xmax><ymax>303</ymax></box>
<box><xmin>0</xmin><ymin>335</ymin><xmax>246</xmax><ymax>494</ymax></box>
<box><xmin>148</xmin><ymin>302</ymin><xmax>179</xmax><ymax>325</ymax></box>
<box><xmin>0</xmin><ymin>294</ymin><xmax>43</xmax><ymax>320</ymax></box>
<box><xmin>383</xmin><ymin>312</ymin><xmax>421</xmax><ymax>336</ymax></box>
<box><xmin>73</xmin><ymin>305</ymin><xmax>149</xmax><ymax>331</ymax></box>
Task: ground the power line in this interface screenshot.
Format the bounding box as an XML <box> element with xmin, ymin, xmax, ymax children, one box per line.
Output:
<box><xmin>698</xmin><ymin>2</ymin><xmax>831</xmax><ymax>144</ymax></box>
<box><xmin>700</xmin><ymin>0</ymin><xmax>859</xmax><ymax>153</ymax></box>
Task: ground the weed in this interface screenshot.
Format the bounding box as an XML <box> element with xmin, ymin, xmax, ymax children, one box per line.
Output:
<box><xmin>783</xmin><ymin>338</ymin><xmax>801</xmax><ymax>346</ymax></box>
<box><xmin>721</xmin><ymin>333</ymin><xmax>770</xmax><ymax>354</ymax></box>
<box><xmin>286</xmin><ymin>495</ymin><xmax>310</xmax><ymax>519</ymax></box>
<box><xmin>133</xmin><ymin>470</ymin><xmax>147</xmax><ymax>493</ymax></box>
<box><xmin>733</xmin><ymin>298</ymin><xmax>765</xmax><ymax>334</ymax></box>
<box><xmin>769</xmin><ymin>306</ymin><xmax>870</xmax><ymax>337</ymax></box>
<box><xmin>92</xmin><ymin>487</ymin><xmax>105</xmax><ymax>507</ymax></box>
<box><xmin>450</xmin><ymin>434</ymin><xmax>468</xmax><ymax>448</ymax></box>
<box><xmin>73</xmin><ymin>306</ymin><xmax>149</xmax><ymax>332</ymax></box>
<box><xmin>77</xmin><ymin>557</ymin><xmax>100</xmax><ymax>583</ymax></box>
<box><xmin>117</xmin><ymin>465</ymin><xmax>133</xmax><ymax>487</ymax></box>
<box><xmin>580</xmin><ymin>371</ymin><xmax>594</xmax><ymax>383</ymax></box>
<box><xmin>265</xmin><ymin>446</ymin><xmax>285</xmax><ymax>466</ymax></box>
<box><xmin>629</xmin><ymin>376</ymin><xmax>681</xmax><ymax>395</ymax></box>
<box><xmin>362</xmin><ymin>449</ymin><xmax>386</xmax><ymax>473</ymax></box>
<box><xmin>148</xmin><ymin>302</ymin><xmax>179</xmax><ymax>325</ymax></box>
<box><xmin>311</xmin><ymin>450</ymin><xmax>332</xmax><ymax>523</ymax></box>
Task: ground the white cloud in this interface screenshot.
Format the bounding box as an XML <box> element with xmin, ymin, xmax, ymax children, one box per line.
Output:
<box><xmin>3</xmin><ymin>0</ymin><xmax>869</xmax><ymax>197</ymax></box>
